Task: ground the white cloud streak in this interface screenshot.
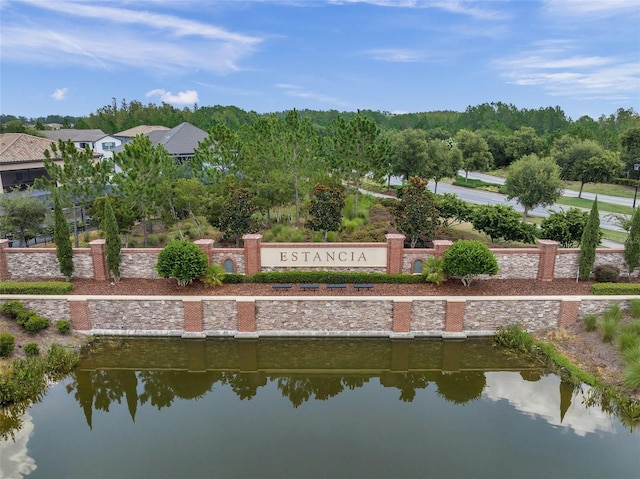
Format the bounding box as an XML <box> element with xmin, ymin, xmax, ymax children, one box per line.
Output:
<box><xmin>275</xmin><ymin>84</ymin><xmax>349</xmax><ymax>107</ymax></box>
<box><xmin>146</xmin><ymin>89</ymin><xmax>199</xmax><ymax>105</ymax></box>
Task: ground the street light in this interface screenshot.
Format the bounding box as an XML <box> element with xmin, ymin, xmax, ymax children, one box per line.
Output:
<box><xmin>634</xmin><ymin>163</ymin><xmax>640</xmax><ymax>208</ymax></box>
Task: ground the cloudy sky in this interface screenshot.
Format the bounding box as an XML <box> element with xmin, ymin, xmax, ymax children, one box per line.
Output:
<box><xmin>0</xmin><ymin>0</ymin><xmax>638</xmax><ymax>120</ymax></box>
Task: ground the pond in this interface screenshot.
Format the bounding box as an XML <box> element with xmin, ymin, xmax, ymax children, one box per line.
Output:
<box><xmin>2</xmin><ymin>338</ymin><xmax>639</xmax><ymax>479</ymax></box>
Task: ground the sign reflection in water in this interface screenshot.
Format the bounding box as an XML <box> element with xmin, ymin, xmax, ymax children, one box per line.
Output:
<box><xmin>2</xmin><ymin>338</ymin><xmax>639</xmax><ymax>479</ymax></box>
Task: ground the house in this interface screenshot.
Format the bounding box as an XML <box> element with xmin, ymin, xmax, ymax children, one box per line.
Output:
<box><xmin>112</xmin><ymin>122</ymin><xmax>207</xmax><ymax>163</ymax></box>
<box><xmin>0</xmin><ymin>133</ymin><xmax>60</xmax><ymax>192</ymax></box>
<box><xmin>113</xmin><ymin>125</ymin><xmax>169</xmax><ymax>145</ymax></box>
<box><xmin>41</xmin><ymin>129</ymin><xmax>121</xmax><ymax>159</ymax></box>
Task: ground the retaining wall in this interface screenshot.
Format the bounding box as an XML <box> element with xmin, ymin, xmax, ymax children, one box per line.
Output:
<box><xmin>5</xmin><ymin>294</ymin><xmax>637</xmax><ymax>339</ymax></box>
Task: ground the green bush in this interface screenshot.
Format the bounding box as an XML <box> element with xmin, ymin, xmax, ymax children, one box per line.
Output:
<box><xmin>622</xmin><ymin>320</ymin><xmax>640</xmax><ymax>337</ymax></box>
<box><xmin>603</xmin><ymin>303</ymin><xmax>623</xmax><ymax>323</ymax></box>
<box><xmin>56</xmin><ymin>320</ymin><xmax>71</xmax><ymax>335</ymax></box>
<box><xmin>622</xmin><ymin>344</ymin><xmax>640</xmax><ymax>363</ymax></box>
<box><xmin>24</xmin><ymin>342</ymin><xmax>40</xmax><ymax>356</ymax></box>
<box><xmin>594</xmin><ymin>265</ymin><xmax>620</xmax><ymax>283</ymax></box>
<box><xmin>421</xmin><ymin>258</ymin><xmax>446</xmax><ymax>285</ymax></box>
<box><xmin>494</xmin><ymin>324</ymin><xmax>536</xmax><ymax>354</ymax></box>
<box><xmin>591</xmin><ymin>283</ymin><xmax>640</xmax><ymax>295</ymax></box>
<box><xmin>443</xmin><ymin>240</ymin><xmax>498</xmax><ymax>286</ymax></box>
<box><xmin>155</xmin><ymin>240</ymin><xmax>209</xmax><ymax>286</ymax></box>
<box><xmin>0</xmin><ymin>300</ymin><xmax>29</xmax><ymax>319</ymax></box>
<box><xmin>203</xmin><ymin>264</ymin><xmax>226</xmax><ymax>287</ymax></box>
<box><xmin>630</xmin><ymin>299</ymin><xmax>640</xmax><ymax>319</ymax></box>
<box><xmin>599</xmin><ymin>317</ymin><xmax>619</xmax><ymax>343</ymax></box>
<box><xmin>0</xmin><ymin>281</ymin><xmax>72</xmax><ymax>295</ymax></box>
<box><xmin>222</xmin><ymin>273</ymin><xmax>245</xmax><ymax>284</ymax></box>
<box><xmin>617</xmin><ymin>330</ymin><xmax>640</xmax><ymax>353</ymax></box>
<box><xmin>582</xmin><ymin>314</ymin><xmax>598</xmax><ymax>332</ymax></box>
<box><xmin>16</xmin><ymin>310</ymin><xmax>38</xmax><ymax>327</ymax></box>
<box><xmin>24</xmin><ymin>315</ymin><xmax>49</xmax><ymax>334</ymax></box>
<box><xmin>0</xmin><ymin>333</ymin><xmax>15</xmax><ymax>358</ymax></box>
<box><xmin>622</xmin><ymin>358</ymin><xmax>640</xmax><ymax>390</ymax></box>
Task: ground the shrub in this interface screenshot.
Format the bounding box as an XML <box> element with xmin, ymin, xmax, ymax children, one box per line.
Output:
<box><xmin>0</xmin><ymin>333</ymin><xmax>15</xmax><ymax>358</ymax></box>
<box><xmin>622</xmin><ymin>358</ymin><xmax>640</xmax><ymax>390</ymax></box>
<box><xmin>248</xmin><ymin>271</ymin><xmax>423</xmax><ymax>284</ymax></box>
<box><xmin>630</xmin><ymin>299</ymin><xmax>640</xmax><ymax>319</ymax></box>
<box><xmin>0</xmin><ymin>281</ymin><xmax>72</xmax><ymax>295</ymax></box>
<box><xmin>598</xmin><ymin>317</ymin><xmax>619</xmax><ymax>343</ymax></box>
<box><xmin>617</xmin><ymin>330</ymin><xmax>640</xmax><ymax>353</ymax></box>
<box><xmin>155</xmin><ymin>240</ymin><xmax>208</xmax><ymax>286</ymax></box>
<box><xmin>421</xmin><ymin>258</ymin><xmax>446</xmax><ymax>285</ymax></box>
<box><xmin>592</xmin><ymin>283</ymin><xmax>640</xmax><ymax>295</ymax></box>
<box><xmin>203</xmin><ymin>264</ymin><xmax>226</xmax><ymax>288</ymax></box>
<box><xmin>443</xmin><ymin>240</ymin><xmax>498</xmax><ymax>286</ymax></box>
<box><xmin>0</xmin><ymin>300</ymin><xmax>29</xmax><ymax>318</ymax></box>
<box><xmin>494</xmin><ymin>325</ymin><xmax>536</xmax><ymax>354</ymax></box>
<box><xmin>24</xmin><ymin>342</ymin><xmax>40</xmax><ymax>356</ymax></box>
<box><xmin>222</xmin><ymin>273</ymin><xmax>245</xmax><ymax>284</ymax></box>
<box><xmin>622</xmin><ymin>344</ymin><xmax>640</xmax><ymax>363</ymax></box>
<box><xmin>24</xmin><ymin>315</ymin><xmax>49</xmax><ymax>334</ymax></box>
<box><xmin>56</xmin><ymin>320</ymin><xmax>72</xmax><ymax>335</ymax></box>
<box><xmin>622</xmin><ymin>320</ymin><xmax>640</xmax><ymax>337</ymax></box>
<box><xmin>593</xmin><ymin>264</ymin><xmax>620</xmax><ymax>283</ymax></box>
<box><xmin>17</xmin><ymin>310</ymin><xmax>38</xmax><ymax>327</ymax></box>
<box><xmin>582</xmin><ymin>314</ymin><xmax>598</xmax><ymax>332</ymax></box>
<box><xmin>603</xmin><ymin>303</ymin><xmax>622</xmax><ymax>323</ymax></box>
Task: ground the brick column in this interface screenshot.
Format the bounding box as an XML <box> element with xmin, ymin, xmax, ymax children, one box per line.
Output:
<box><xmin>392</xmin><ymin>300</ymin><xmax>412</xmax><ymax>333</ymax></box>
<box><xmin>69</xmin><ymin>300</ymin><xmax>91</xmax><ymax>331</ymax></box>
<box><xmin>444</xmin><ymin>299</ymin><xmax>465</xmax><ymax>332</ymax></box>
<box><xmin>237</xmin><ymin>299</ymin><xmax>256</xmax><ymax>333</ymax></box>
<box><xmin>243</xmin><ymin>234</ymin><xmax>262</xmax><ymax>275</ymax></box>
<box><xmin>386</xmin><ymin>233</ymin><xmax>405</xmax><ymax>274</ymax></box>
<box><xmin>89</xmin><ymin>239</ymin><xmax>109</xmax><ymax>281</ymax></box>
<box><xmin>558</xmin><ymin>299</ymin><xmax>580</xmax><ymax>327</ymax></box>
<box><xmin>432</xmin><ymin>240</ymin><xmax>453</xmax><ymax>259</ymax></box>
<box><xmin>537</xmin><ymin>239</ymin><xmax>559</xmax><ymax>282</ymax></box>
<box><xmin>0</xmin><ymin>239</ymin><xmax>9</xmax><ymax>280</ymax></box>
<box><xmin>194</xmin><ymin>239</ymin><xmax>214</xmax><ymax>265</ymax></box>
<box><xmin>183</xmin><ymin>299</ymin><xmax>204</xmax><ymax>333</ymax></box>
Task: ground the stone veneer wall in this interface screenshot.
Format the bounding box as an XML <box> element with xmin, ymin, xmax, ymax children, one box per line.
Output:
<box><xmin>5</xmin><ymin>294</ymin><xmax>637</xmax><ymax>338</ymax></box>
<box><xmin>5</xmin><ymin>249</ymin><xmax>94</xmax><ymax>279</ymax></box>
<box><xmin>119</xmin><ymin>250</ymin><xmax>162</xmax><ymax>279</ymax></box>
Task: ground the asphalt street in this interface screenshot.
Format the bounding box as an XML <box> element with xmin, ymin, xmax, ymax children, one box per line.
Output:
<box><xmin>383</xmin><ymin>172</ymin><xmax>628</xmax><ymax>248</ymax></box>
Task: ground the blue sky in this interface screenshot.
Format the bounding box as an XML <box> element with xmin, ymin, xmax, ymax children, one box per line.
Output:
<box><xmin>1</xmin><ymin>0</ymin><xmax>638</xmax><ymax>121</ymax></box>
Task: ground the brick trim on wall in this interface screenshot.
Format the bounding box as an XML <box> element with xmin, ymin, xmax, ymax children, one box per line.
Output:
<box><xmin>445</xmin><ymin>300</ymin><xmax>465</xmax><ymax>332</ymax></box>
<box><xmin>237</xmin><ymin>300</ymin><xmax>257</xmax><ymax>332</ymax></box>
<box><xmin>392</xmin><ymin>300</ymin><xmax>412</xmax><ymax>333</ymax></box>
<box><xmin>69</xmin><ymin>300</ymin><xmax>91</xmax><ymax>331</ymax></box>
<box><xmin>183</xmin><ymin>299</ymin><xmax>204</xmax><ymax>333</ymax></box>
<box><xmin>558</xmin><ymin>299</ymin><xmax>580</xmax><ymax>327</ymax></box>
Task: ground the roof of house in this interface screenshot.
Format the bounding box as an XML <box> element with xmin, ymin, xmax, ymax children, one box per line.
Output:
<box><xmin>147</xmin><ymin>122</ymin><xmax>207</xmax><ymax>156</ymax></box>
<box><xmin>114</xmin><ymin>125</ymin><xmax>170</xmax><ymax>138</ymax></box>
<box><xmin>0</xmin><ymin>133</ymin><xmax>56</xmax><ymax>164</ymax></box>
<box><xmin>41</xmin><ymin>129</ymin><xmax>108</xmax><ymax>143</ymax></box>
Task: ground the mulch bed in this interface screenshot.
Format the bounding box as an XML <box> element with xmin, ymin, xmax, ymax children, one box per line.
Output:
<box><xmin>70</xmin><ymin>277</ymin><xmax>596</xmax><ymax>296</ymax></box>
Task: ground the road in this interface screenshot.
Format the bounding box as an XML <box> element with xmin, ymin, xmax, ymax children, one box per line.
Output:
<box><xmin>384</xmin><ymin>173</ymin><xmax>626</xmax><ymax>248</ymax></box>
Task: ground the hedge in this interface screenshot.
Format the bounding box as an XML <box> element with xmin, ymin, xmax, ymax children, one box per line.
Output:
<box><xmin>591</xmin><ymin>283</ymin><xmax>640</xmax><ymax>295</ymax></box>
<box><xmin>248</xmin><ymin>271</ymin><xmax>424</xmax><ymax>284</ymax></box>
<box><xmin>0</xmin><ymin>281</ymin><xmax>73</xmax><ymax>295</ymax></box>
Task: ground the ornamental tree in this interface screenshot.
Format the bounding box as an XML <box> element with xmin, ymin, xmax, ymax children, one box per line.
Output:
<box><xmin>53</xmin><ymin>193</ymin><xmax>74</xmax><ymax>281</ymax></box>
<box><xmin>393</xmin><ymin>177</ymin><xmax>439</xmax><ymax>248</ymax></box>
<box><xmin>156</xmin><ymin>240</ymin><xmax>208</xmax><ymax>286</ymax></box>
<box><xmin>307</xmin><ymin>183</ymin><xmax>345</xmax><ymax>242</ymax></box>
<box><xmin>443</xmin><ymin>240</ymin><xmax>498</xmax><ymax>286</ymax></box>
<box><xmin>102</xmin><ymin>196</ymin><xmax>122</xmax><ymax>281</ymax></box>
<box><xmin>624</xmin><ymin>207</ymin><xmax>640</xmax><ymax>276</ymax></box>
<box><xmin>578</xmin><ymin>198</ymin><xmax>601</xmax><ymax>281</ymax></box>
<box><xmin>540</xmin><ymin>208</ymin><xmax>589</xmax><ymax>248</ymax></box>
<box><xmin>0</xmin><ymin>188</ymin><xmax>48</xmax><ymax>247</ymax></box>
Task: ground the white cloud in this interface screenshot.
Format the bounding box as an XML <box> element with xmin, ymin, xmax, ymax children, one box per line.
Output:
<box><xmin>145</xmin><ymin>89</ymin><xmax>199</xmax><ymax>105</ymax></box>
<box><xmin>328</xmin><ymin>0</ymin><xmax>510</xmax><ymax>20</ymax></box>
<box><xmin>275</xmin><ymin>84</ymin><xmax>349</xmax><ymax>107</ymax></box>
<box><xmin>51</xmin><ymin>87</ymin><xmax>68</xmax><ymax>100</ymax></box>
<box><xmin>542</xmin><ymin>0</ymin><xmax>640</xmax><ymax>18</ymax></box>
<box><xmin>365</xmin><ymin>48</ymin><xmax>423</xmax><ymax>63</ymax></box>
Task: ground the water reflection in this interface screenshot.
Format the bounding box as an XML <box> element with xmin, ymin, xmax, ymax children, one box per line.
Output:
<box><xmin>2</xmin><ymin>338</ymin><xmax>639</xmax><ymax>479</ymax></box>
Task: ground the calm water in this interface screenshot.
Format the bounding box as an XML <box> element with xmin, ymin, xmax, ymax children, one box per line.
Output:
<box><xmin>2</xmin><ymin>338</ymin><xmax>639</xmax><ymax>479</ymax></box>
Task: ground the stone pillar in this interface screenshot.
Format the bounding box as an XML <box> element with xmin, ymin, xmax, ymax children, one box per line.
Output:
<box><xmin>444</xmin><ymin>299</ymin><xmax>465</xmax><ymax>332</ymax></box>
<box><xmin>183</xmin><ymin>299</ymin><xmax>204</xmax><ymax>333</ymax></box>
<box><xmin>386</xmin><ymin>233</ymin><xmax>405</xmax><ymax>274</ymax></box>
<box><xmin>89</xmin><ymin>239</ymin><xmax>109</xmax><ymax>281</ymax></box>
<box><xmin>558</xmin><ymin>299</ymin><xmax>580</xmax><ymax>327</ymax></box>
<box><xmin>537</xmin><ymin>239</ymin><xmax>559</xmax><ymax>282</ymax></box>
<box><xmin>392</xmin><ymin>299</ymin><xmax>412</xmax><ymax>333</ymax></box>
<box><xmin>69</xmin><ymin>300</ymin><xmax>91</xmax><ymax>331</ymax></box>
<box><xmin>243</xmin><ymin>234</ymin><xmax>262</xmax><ymax>275</ymax></box>
<box><xmin>194</xmin><ymin>239</ymin><xmax>214</xmax><ymax>265</ymax></box>
<box><xmin>0</xmin><ymin>239</ymin><xmax>9</xmax><ymax>280</ymax></box>
<box><xmin>432</xmin><ymin>240</ymin><xmax>453</xmax><ymax>259</ymax></box>
<box><xmin>237</xmin><ymin>299</ymin><xmax>256</xmax><ymax>333</ymax></box>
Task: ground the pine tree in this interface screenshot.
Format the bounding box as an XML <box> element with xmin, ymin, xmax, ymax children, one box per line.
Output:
<box><xmin>103</xmin><ymin>196</ymin><xmax>122</xmax><ymax>281</ymax></box>
<box><xmin>624</xmin><ymin>207</ymin><xmax>640</xmax><ymax>276</ymax></box>
<box><xmin>53</xmin><ymin>193</ymin><xmax>74</xmax><ymax>281</ymax></box>
<box><xmin>578</xmin><ymin>197</ymin><xmax>600</xmax><ymax>281</ymax></box>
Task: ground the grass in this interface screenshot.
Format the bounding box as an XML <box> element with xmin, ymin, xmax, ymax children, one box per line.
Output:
<box><xmin>563</xmin><ymin>180</ymin><xmax>637</xmax><ymax>199</ymax></box>
<box><xmin>583</xmin><ymin>314</ymin><xmax>598</xmax><ymax>332</ymax></box>
<box><xmin>555</xmin><ymin>196</ymin><xmax>634</xmax><ymax>216</ymax></box>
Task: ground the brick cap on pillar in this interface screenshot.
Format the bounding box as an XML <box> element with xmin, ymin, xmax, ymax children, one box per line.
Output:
<box><xmin>89</xmin><ymin>239</ymin><xmax>106</xmax><ymax>246</ymax></box>
<box><xmin>193</xmin><ymin>239</ymin><xmax>214</xmax><ymax>246</ymax></box>
<box><xmin>537</xmin><ymin>239</ymin><xmax>559</xmax><ymax>249</ymax></box>
<box><xmin>432</xmin><ymin>240</ymin><xmax>453</xmax><ymax>247</ymax></box>
<box><xmin>242</xmin><ymin>234</ymin><xmax>263</xmax><ymax>240</ymax></box>
<box><xmin>0</xmin><ymin>238</ymin><xmax>9</xmax><ymax>247</ymax></box>
<box><xmin>385</xmin><ymin>233</ymin><xmax>405</xmax><ymax>241</ymax></box>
